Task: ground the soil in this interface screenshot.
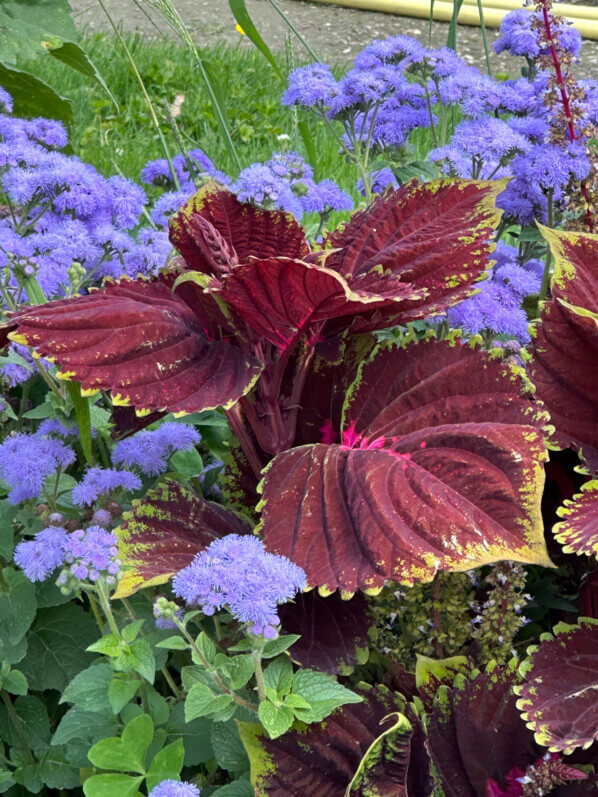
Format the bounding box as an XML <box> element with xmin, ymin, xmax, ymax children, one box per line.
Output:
<box><xmin>70</xmin><ymin>0</ymin><xmax>598</xmax><ymax>78</ymax></box>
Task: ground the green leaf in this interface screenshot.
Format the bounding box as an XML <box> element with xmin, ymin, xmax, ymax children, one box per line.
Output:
<box><xmin>283</xmin><ymin>693</ymin><xmax>310</xmax><ymax>712</ymax></box>
<box><xmin>122</xmin><ymin>620</ymin><xmax>145</xmax><ymax>644</ymax></box>
<box><xmin>146</xmin><ymin>686</ymin><xmax>170</xmax><ymax>726</ymax></box>
<box><xmin>447</xmin><ymin>0</ymin><xmax>466</xmax><ymax>50</ymax></box>
<box><xmin>228</xmin><ymin>0</ymin><xmax>281</xmax><ymax>77</ymax></box>
<box><xmin>227</xmin><ymin>654</ymin><xmax>255</xmax><ymax>690</ymax></box>
<box><xmin>36</xmin><ymin>745</ymin><xmax>80</xmax><ymax>789</ymax></box>
<box><xmin>2</xmin><ymin>669</ymin><xmax>27</xmax><ymax>695</ymax></box>
<box><xmin>108</xmin><ymin>677</ymin><xmax>141</xmax><ymax>715</ymax></box>
<box><xmin>185</xmin><ymin>682</ymin><xmax>234</xmax><ymax>721</ymax></box>
<box><xmin>0</xmin><ymin>0</ymin><xmax>78</xmax><ymax>64</ymax></box>
<box><xmin>0</xmin><ymin>62</ymin><xmax>72</xmax><ymax>123</ymax></box>
<box><xmin>48</xmin><ymin>41</ymin><xmax>118</xmax><ymax>109</ymax></box>
<box><xmin>128</xmin><ymin>638</ymin><xmax>156</xmax><ymax>684</ymax></box>
<box><xmin>0</xmin><ymin>502</ymin><xmax>15</xmax><ymax>560</ymax></box>
<box><xmin>291</xmin><ymin>670</ymin><xmax>362</xmax><ymax>723</ymax></box>
<box><xmin>0</xmin><ymin>568</ymin><xmax>36</xmax><ymax>654</ymax></box>
<box><xmin>61</xmin><ymin>663</ymin><xmax>113</xmax><ymax>713</ymax></box>
<box><xmin>165</xmin><ymin>703</ymin><xmax>214</xmax><ymax>766</ymax></box>
<box><xmin>261</xmin><ymin>635</ymin><xmax>300</xmax><ymax>659</ymax></box>
<box><xmin>52</xmin><ymin>706</ymin><xmax>118</xmax><ymax>747</ymax></box>
<box><xmin>88</xmin><ymin>714</ymin><xmax>154</xmax><ymax>775</ymax></box>
<box><xmin>298</xmin><ymin>121</ymin><xmax>318</xmax><ymax>182</ymax></box>
<box><xmin>169</xmin><ymin>448</ymin><xmax>203</xmax><ymax>479</ymax></box>
<box><xmin>194</xmin><ymin>631</ymin><xmax>217</xmax><ymax>664</ymax></box>
<box><xmin>258</xmin><ymin>700</ymin><xmax>294</xmax><ymax>739</ymax></box>
<box><xmin>83</xmin><ymin>773</ymin><xmax>144</xmax><ymax>797</ymax></box>
<box><xmin>145</xmin><ymin>738</ymin><xmax>184</xmax><ymax>792</ymax></box>
<box><xmin>211</xmin><ymin>781</ymin><xmax>254</xmax><ymax>797</ymax></box>
<box><xmin>211</xmin><ymin>720</ymin><xmax>249</xmax><ymax>774</ymax></box>
<box><xmin>263</xmin><ymin>657</ymin><xmax>292</xmax><ymax>697</ymax></box>
<box><xmin>87</xmin><ymin>633</ymin><xmax>121</xmax><ymax>657</ymax></box>
<box><xmin>155</xmin><ymin>635</ymin><xmax>188</xmax><ymax>651</ymax></box>
<box><xmin>66</xmin><ymin>382</ymin><xmax>93</xmax><ymax>464</ymax></box>
<box><xmin>0</xmin><ymin>695</ymin><xmax>50</xmax><ymax>750</ymax></box>
<box><xmin>19</xmin><ymin>603</ymin><xmax>97</xmax><ymax>691</ymax></box>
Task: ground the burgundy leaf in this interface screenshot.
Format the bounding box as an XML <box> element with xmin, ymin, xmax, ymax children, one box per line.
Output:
<box><xmin>427</xmin><ymin>664</ymin><xmax>541</xmax><ymax>797</ymax></box>
<box><xmin>279</xmin><ymin>591</ymin><xmax>373</xmax><ymax>674</ymax></box>
<box><xmin>170</xmin><ymin>182</ymin><xmax>309</xmax><ymax>274</ymax></box>
<box><xmin>218</xmin><ymin>256</ymin><xmax>418</xmax><ymax>350</ymax></box>
<box><xmin>322</xmin><ymin>178</ymin><xmax>505</xmax><ymax>324</ymax></box>
<box><xmin>529</xmin><ymin>227</ymin><xmax>598</xmax><ymax>471</ymax></box>
<box><xmin>259</xmin><ymin>338</ymin><xmax>551</xmax><ymax>594</ymax></box>
<box><xmin>515</xmin><ymin>618</ymin><xmax>598</xmax><ymax>754</ymax></box>
<box><xmin>7</xmin><ymin>279</ymin><xmax>262</xmax><ymax>415</ymax></box>
<box><xmin>239</xmin><ymin>687</ymin><xmax>431</xmax><ymax>796</ymax></box>
<box><xmin>115</xmin><ymin>480</ymin><xmax>251</xmax><ymax>597</ymax></box>
<box><xmin>554</xmin><ymin>480</ymin><xmax>598</xmax><ymax>560</ymax></box>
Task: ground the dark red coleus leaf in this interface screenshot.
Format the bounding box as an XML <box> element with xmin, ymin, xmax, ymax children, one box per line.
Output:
<box><xmin>321</xmin><ymin>178</ymin><xmax>505</xmax><ymax>328</ymax></box>
<box><xmin>259</xmin><ymin>337</ymin><xmax>551</xmax><ymax>594</ymax></box>
<box><xmin>238</xmin><ymin>686</ymin><xmax>432</xmax><ymax>796</ymax></box>
<box><xmin>6</xmin><ymin>278</ymin><xmax>262</xmax><ymax>415</ymax></box>
<box><xmin>114</xmin><ymin>480</ymin><xmax>251</xmax><ymax>597</ymax></box>
<box><xmin>529</xmin><ymin>227</ymin><xmax>598</xmax><ymax>472</ymax></box>
<box><xmin>170</xmin><ymin>181</ymin><xmax>310</xmax><ymax>275</ymax></box>
<box><xmin>427</xmin><ymin>663</ymin><xmax>541</xmax><ymax>797</ymax></box>
<box><xmin>218</xmin><ymin>256</ymin><xmax>419</xmax><ymax>351</ymax></box>
<box><xmin>278</xmin><ymin>591</ymin><xmax>373</xmax><ymax>675</ymax></box>
<box><xmin>554</xmin><ymin>480</ymin><xmax>598</xmax><ymax>560</ymax></box>
<box><xmin>515</xmin><ymin>618</ymin><xmax>598</xmax><ymax>754</ymax></box>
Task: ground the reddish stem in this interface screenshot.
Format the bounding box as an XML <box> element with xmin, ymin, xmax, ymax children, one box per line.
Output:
<box><xmin>538</xmin><ymin>2</ymin><xmax>594</xmax><ymax>231</ymax></box>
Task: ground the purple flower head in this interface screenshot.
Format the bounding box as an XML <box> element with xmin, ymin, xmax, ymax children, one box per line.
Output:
<box><xmin>37</xmin><ymin>419</ymin><xmax>77</xmax><ymax>438</ymax></box>
<box><xmin>148</xmin><ymin>781</ymin><xmax>200</xmax><ymax>797</ymax></box>
<box><xmin>63</xmin><ymin>525</ymin><xmax>121</xmax><ymax>585</ymax></box>
<box><xmin>1</xmin><ymin>361</ymin><xmax>32</xmax><ymax>387</ymax></box>
<box><xmin>0</xmin><ymin>432</ymin><xmax>75</xmax><ymax>504</ymax></box>
<box><xmin>172</xmin><ymin>534</ymin><xmax>306</xmax><ymax>637</ymax></box>
<box><xmin>26</xmin><ymin>119</ymin><xmax>67</xmax><ymax>149</ymax></box>
<box><xmin>282</xmin><ymin>64</ymin><xmax>338</xmax><ymax>108</ymax></box>
<box><xmin>302</xmin><ymin>180</ymin><xmax>353</xmax><ymax>214</ymax></box>
<box><xmin>92</xmin><ymin>508</ymin><xmax>112</xmax><ymax>528</ymax></box>
<box><xmin>512</xmin><ymin>142</ymin><xmax>590</xmax><ymax>201</ymax></box>
<box><xmin>353</xmin><ymin>35</ymin><xmax>426</xmax><ymax>70</ymax></box>
<box><xmin>112</xmin><ymin>422</ymin><xmax>200</xmax><ymax>477</ymax></box>
<box><xmin>494</xmin><ymin>9</ymin><xmax>582</xmax><ymax>60</ymax></box>
<box><xmin>150</xmin><ymin>188</ymin><xmax>195</xmax><ymax>228</ymax></box>
<box><xmin>72</xmin><ymin>468</ymin><xmax>142</xmax><ymax>507</ymax></box>
<box><xmin>233</xmin><ymin>163</ymin><xmax>304</xmax><ymax>218</ymax></box>
<box><xmin>267</xmin><ymin>151</ymin><xmax>313</xmax><ymax>183</ymax></box>
<box><xmin>14</xmin><ymin>526</ymin><xmax>67</xmax><ymax>582</ymax></box>
<box><xmin>106</xmin><ymin>176</ymin><xmax>146</xmax><ymax>230</ymax></box>
<box><xmin>0</xmin><ymin>87</ymin><xmax>13</xmax><ymax>113</ymax></box>
<box><xmin>153</xmin><ymin>599</ymin><xmax>184</xmax><ymax>630</ymax></box>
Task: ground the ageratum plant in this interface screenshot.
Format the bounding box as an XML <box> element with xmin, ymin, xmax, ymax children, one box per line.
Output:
<box><xmin>3</xmin><ymin>0</ymin><xmax>598</xmax><ymax>794</ymax></box>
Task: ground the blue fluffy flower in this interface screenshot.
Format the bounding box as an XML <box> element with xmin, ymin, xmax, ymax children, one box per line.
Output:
<box><xmin>72</xmin><ymin>468</ymin><xmax>142</xmax><ymax>507</ymax></box>
<box><xmin>172</xmin><ymin>534</ymin><xmax>306</xmax><ymax>638</ymax></box>
<box><xmin>14</xmin><ymin>526</ymin><xmax>67</xmax><ymax>582</ymax></box>
<box><xmin>0</xmin><ymin>432</ymin><xmax>75</xmax><ymax>504</ymax></box>
<box><xmin>148</xmin><ymin>781</ymin><xmax>200</xmax><ymax>797</ymax></box>
<box><xmin>112</xmin><ymin>423</ymin><xmax>201</xmax><ymax>477</ymax></box>
<box><xmin>282</xmin><ymin>64</ymin><xmax>337</xmax><ymax>108</ymax></box>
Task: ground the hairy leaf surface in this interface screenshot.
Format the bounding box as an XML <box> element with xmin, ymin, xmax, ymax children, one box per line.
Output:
<box><xmin>259</xmin><ymin>338</ymin><xmax>551</xmax><ymax>594</ymax></box>
<box><xmin>115</xmin><ymin>481</ymin><xmax>251</xmax><ymax>597</ymax></box>
<box><xmin>516</xmin><ymin>619</ymin><xmax>598</xmax><ymax>754</ymax></box>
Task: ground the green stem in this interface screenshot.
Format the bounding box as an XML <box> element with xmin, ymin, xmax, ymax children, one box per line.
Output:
<box><xmin>539</xmin><ymin>189</ymin><xmax>555</xmax><ymax>305</ymax></box>
<box><xmin>17</xmin><ymin>380</ymin><xmax>30</xmax><ymax>426</ymax></box>
<box><xmin>96</xmin><ymin>580</ymin><xmax>121</xmax><ymax>638</ymax></box>
<box><xmin>173</xmin><ymin>618</ymin><xmax>258</xmax><ymax>714</ymax></box>
<box><xmin>251</xmin><ymin>646</ymin><xmax>266</xmax><ymax>702</ymax></box>
<box><xmin>476</xmin><ymin>0</ymin><xmax>493</xmax><ymax>76</ymax></box>
<box><xmin>265</xmin><ymin>0</ymin><xmax>319</xmax><ymax>62</ymax></box>
<box><xmin>97</xmin><ymin>0</ymin><xmax>180</xmax><ymax>188</ymax></box>
<box><xmin>87</xmin><ymin>590</ymin><xmax>105</xmax><ymax>633</ymax></box>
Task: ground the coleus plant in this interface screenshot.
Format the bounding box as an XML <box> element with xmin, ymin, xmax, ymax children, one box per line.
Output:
<box><xmin>2</xmin><ymin>177</ymin><xmax>553</xmax><ymax>599</ymax></box>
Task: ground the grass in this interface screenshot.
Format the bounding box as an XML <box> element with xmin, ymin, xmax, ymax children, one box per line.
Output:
<box><xmin>27</xmin><ymin>33</ymin><xmax>357</xmax><ymax>193</ymax></box>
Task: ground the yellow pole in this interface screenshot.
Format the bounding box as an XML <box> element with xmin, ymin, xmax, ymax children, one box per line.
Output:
<box><xmin>460</xmin><ymin>0</ymin><xmax>598</xmax><ymax>22</ymax></box>
<box><xmin>308</xmin><ymin>0</ymin><xmax>598</xmax><ymax>39</ymax></box>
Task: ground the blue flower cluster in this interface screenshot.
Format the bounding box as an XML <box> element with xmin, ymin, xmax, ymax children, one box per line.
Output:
<box><xmin>14</xmin><ymin>524</ymin><xmax>121</xmax><ymax>589</ymax></box>
<box><xmin>494</xmin><ymin>9</ymin><xmax>582</xmax><ymax>60</ymax></box>
<box><xmin>445</xmin><ymin>242</ymin><xmax>542</xmax><ymax>343</ymax></box>
<box><xmin>72</xmin><ymin>467</ymin><xmax>142</xmax><ymax>507</ymax></box>
<box><xmin>112</xmin><ymin>422</ymin><xmax>201</xmax><ymax>476</ymax></box>
<box><xmin>172</xmin><ymin>534</ymin><xmax>306</xmax><ymax>638</ymax></box>
<box><xmin>148</xmin><ymin>781</ymin><xmax>199</xmax><ymax>797</ymax></box>
<box><xmin>0</xmin><ymin>431</ymin><xmax>75</xmax><ymax>504</ymax></box>
<box><xmin>233</xmin><ymin>151</ymin><xmax>352</xmax><ymax>219</ymax></box>
<box><xmin>0</xmin><ymin>90</ymin><xmax>171</xmax><ymax>301</ymax></box>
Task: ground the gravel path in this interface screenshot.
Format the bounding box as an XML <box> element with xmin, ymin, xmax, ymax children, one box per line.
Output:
<box><xmin>71</xmin><ymin>0</ymin><xmax>598</xmax><ymax>78</ymax></box>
